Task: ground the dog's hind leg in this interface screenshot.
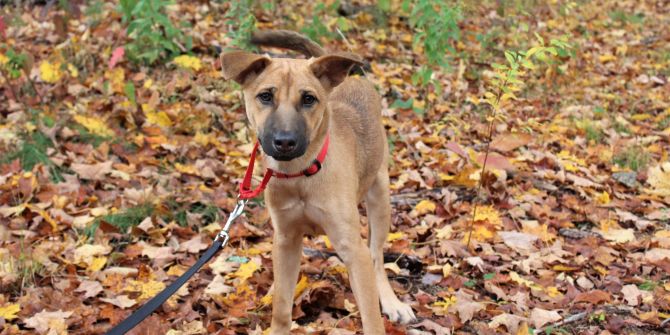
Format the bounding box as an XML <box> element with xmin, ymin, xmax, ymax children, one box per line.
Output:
<box><xmin>365</xmin><ymin>166</ymin><xmax>417</xmax><ymax>324</ymax></box>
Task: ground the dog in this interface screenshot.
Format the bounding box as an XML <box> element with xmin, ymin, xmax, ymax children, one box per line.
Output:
<box><xmin>221</xmin><ymin>30</ymin><xmax>416</xmax><ymax>334</ymax></box>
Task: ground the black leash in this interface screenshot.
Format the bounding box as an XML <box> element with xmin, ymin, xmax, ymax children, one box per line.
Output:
<box><xmin>105</xmin><ymin>199</ymin><xmax>248</xmax><ymax>335</ymax></box>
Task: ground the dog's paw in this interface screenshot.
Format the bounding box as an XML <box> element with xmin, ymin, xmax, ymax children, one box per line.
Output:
<box><xmin>381</xmin><ymin>297</ymin><xmax>416</xmax><ymax>324</ymax></box>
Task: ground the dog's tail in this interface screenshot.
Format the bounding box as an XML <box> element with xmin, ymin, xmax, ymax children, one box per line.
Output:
<box><xmin>250</xmin><ymin>30</ymin><xmax>326</xmax><ymax>58</ymax></box>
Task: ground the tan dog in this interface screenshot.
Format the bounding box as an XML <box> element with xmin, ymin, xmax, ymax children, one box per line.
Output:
<box><xmin>221</xmin><ymin>30</ymin><xmax>415</xmax><ymax>334</ymax></box>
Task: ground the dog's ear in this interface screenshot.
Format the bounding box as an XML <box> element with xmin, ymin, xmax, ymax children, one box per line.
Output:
<box><xmin>309</xmin><ymin>52</ymin><xmax>364</xmax><ymax>90</ymax></box>
<box><xmin>221</xmin><ymin>51</ymin><xmax>271</xmax><ymax>85</ymax></box>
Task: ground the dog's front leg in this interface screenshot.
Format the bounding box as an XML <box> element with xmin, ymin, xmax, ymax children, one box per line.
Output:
<box><xmin>323</xmin><ymin>210</ymin><xmax>385</xmax><ymax>334</ymax></box>
<box><xmin>269</xmin><ymin>220</ymin><xmax>303</xmax><ymax>335</ymax></box>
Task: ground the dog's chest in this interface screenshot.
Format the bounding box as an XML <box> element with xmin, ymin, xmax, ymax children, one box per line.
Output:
<box><xmin>269</xmin><ymin>195</ymin><xmax>328</xmax><ymax>235</ymax></box>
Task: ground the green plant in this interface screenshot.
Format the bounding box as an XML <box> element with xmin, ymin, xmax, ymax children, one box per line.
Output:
<box><xmin>301</xmin><ymin>2</ymin><xmax>338</xmax><ymax>42</ymax></box>
<box><xmin>613</xmin><ymin>145</ymin><xmax>650</xmax><ymax>172</ymax></box>
<box><xmin>85</xmin><ymin>203</ymin><xmax>155</xmax><ymax>237</ymax></box>
<box><xmin>405</xmin><ymin>0</ymin><xmax>462</xmax><ymax>88</ymax></box>
<box><xmin>638</xmin><ymin>280</ymin><xmax>656</xmax><ymax>291</ymax></box>
<box><xmin>117</xmin><ymin>0</ymin><xmax>192</xmax><ymax>65</ymax></box>
<box><xmin>84</xmin><ymin>0</ymin><xmax>105</xmax><ymax>28</ymax></box>
<box><xmin>466</xmin><ymin>34</ymin><xmax>572</xmax><ymax>247</ymax></box>
<box><xmin>1</xmin><ymin>130</ymin><xmax>63</xmax><ymax>182</ymax></box>
<box><xmin>223</xmin><ymin>0</ymin><xmax>258</xmax><ymax>51</ymax></box>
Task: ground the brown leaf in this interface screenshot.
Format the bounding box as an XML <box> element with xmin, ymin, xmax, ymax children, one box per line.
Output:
<box><xmin>574</xmin><ymin>290</ymin><xmax>611</xmax><ymax>304</ymax></box>
<box><xmin>491</xmin><ymin>132</ymin><xmax>532</xmax><ymax>152</ymax></box>
<box><xmin>530</xmin><ymin>308</ymin><xmax>562</xmax><ymax>328</ymax></box>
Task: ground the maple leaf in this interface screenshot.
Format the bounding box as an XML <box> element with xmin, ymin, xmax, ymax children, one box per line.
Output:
<box><xmin>73</xmin><ymin>114</ymin><xmax>114</xmax><ymax>137</ymax></box>
<box><xmin>39</xmin><ymin>60</ymin><xmax>64</xmax><ymax>83</ymax></box>
<box><xmin>230</xmin><ymin>260</ymin><xmax>259</xmax><ymax>282</ymax></box>
<box><xmin>109</xmin><ymin>46</ymin><xmax>125</xmax><ymax>69</ymax></box>
<box><xmin>414</xmin><ymin>199</ymin><xmax>436</xmax><ymax>214</ymax></box>
<box><xmin>645</xmin><ymin>162</ymin><xmax>670</xmax><ymax>197</ymax></box>
<box><xmin>24</xmin><ymin>310</ymin><xmax>73</xmax><ymax>334</ymax></box>
<box><xmin>0</xmin><ymin>303</ymin><xmax>20</xmax><ymax>320</ymax></box>
<box><xmin>173</xmin><ymin>55</ymin><xmax>202</xmax><ymax>71</ymax></box>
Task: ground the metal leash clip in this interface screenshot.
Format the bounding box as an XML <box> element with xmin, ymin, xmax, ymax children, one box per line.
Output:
<box><xmin>215</xmin><ymin>198</ymin><xmax>248</xmax><ymax>248</ymax></box>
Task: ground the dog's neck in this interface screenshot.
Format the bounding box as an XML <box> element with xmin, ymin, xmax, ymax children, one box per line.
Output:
<box><xmin>262</xmin><ymin>108</ymin><xmax>331</xmax><ymax>175</ymax></box>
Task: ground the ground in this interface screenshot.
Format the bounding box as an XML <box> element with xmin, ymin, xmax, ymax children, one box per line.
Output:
<box><xmin>0</xmin><ymin>1</ymin><xmax>670</xmax><ymax>334</ymax></box>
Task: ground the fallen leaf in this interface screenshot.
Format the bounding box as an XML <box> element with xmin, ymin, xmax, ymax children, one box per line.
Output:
<box><xmin>39</xmin><ymin>61</ymin><xmax>64</xmax><ymax>83</ymax></box>
<box><xmin>574</xmin><ymin>290</ymin><xmax>611</xmax><ymax>304</ymax></box>
<box><xmin>488</xmin><ymin>313</ymin><xmax>527</xmax><ymax>334</ymax></box>
<box><xmin>530</xmin><ymin>308</ymin><xmax>562</xmax><ymax>328</ymax></box>
<box><xmin>76</xmin><ymin>280</ymin><xmax>103</xmax><ymax>299</ymax></box>
<box><xmin>491</xmin><ymin>132</ymin><xmax>532</xmax><ymax>152</ymax></box>
<box><xmin>173</xmin><ymin>55</ymin><xmax>202</xmax><ymax>71</ymax></box>
<box><xmin>179</xmin><ymin>235</ymin><xmax>208</xmax><ymax>253</ymax></box>
<box><xmin>24</xmin><ymin>309</ymin><xmax>73</xmax><ymax>334</ymax></box>
<box><xmin>621</xmin><ymin>284</ymin><xmax>642</xmax><ymax>306</ymax></box>
<box><xmin>100</xmin><ymin>295</ymin><xmax>137</xmax><ymax>309</ymax></box>
<box><xmin>109</xmin><ymin>46</ymin><xmax>125</xmax><ymax>69</ymax></box>
<box><xmin>0</xmin><ymin>303</ymin><xmax>20</xmax><ymax>320</ymax></box>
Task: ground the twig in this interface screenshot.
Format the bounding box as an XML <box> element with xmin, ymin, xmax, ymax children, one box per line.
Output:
<box><xmin>23</xmin><ymin>69</ymin><xmax>44</xmax><ymax>104</ymax></box>
<box><xmin>465</xmin><ymin>76</ymin><xmax>509</xmax><ymax>249</ymax></box>
<box><xmin>533</xmin><ymin>312</ymin><xmax>587</xmax><ymax>334</ymax></box>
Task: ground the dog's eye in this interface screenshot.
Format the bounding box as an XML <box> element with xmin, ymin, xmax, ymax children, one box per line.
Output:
<box><xmin>257</xmin><ymin>92</ymin><xmax>273</xmax><ymax>104</ymax></box>
<box><xmin>302</xmin><ymin>94</ymin><xmax>317</xmax><ymax>107</ymax></box>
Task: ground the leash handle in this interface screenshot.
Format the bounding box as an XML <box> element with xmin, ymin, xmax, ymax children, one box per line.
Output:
<box><xmin>105</xmin><ymin>200</ymin><xmax>247</xmax><ymax>335</ymax></box>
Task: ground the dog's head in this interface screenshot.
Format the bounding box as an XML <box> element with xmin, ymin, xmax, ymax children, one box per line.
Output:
<box><xmin>221</xmin><ymin>51</ymin><xmax>363</xmax><ymax>161</ymax></box>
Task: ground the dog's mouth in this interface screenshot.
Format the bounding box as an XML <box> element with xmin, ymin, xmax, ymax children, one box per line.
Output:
<box><xmin>259</xmin><ymin>137</ymin><xmax>308</xmax><ymax>161</ymax></box>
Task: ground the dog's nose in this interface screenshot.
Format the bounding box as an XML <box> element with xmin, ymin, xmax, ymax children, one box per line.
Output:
<box><xmin>272</xmin><ymin>133</ymin><xmax>297</xmax><ymax>153</ymax></box>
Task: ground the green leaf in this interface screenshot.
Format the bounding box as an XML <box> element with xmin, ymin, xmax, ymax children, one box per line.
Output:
<box><xmin>391</xmin><ymin>98</ymin><xmax>414</xmax><ymax>110</ymax></box>
<box><xmin>124</xmin><ymin>81</ymin><xmax>136</xmax><ymax>105</ymax></box>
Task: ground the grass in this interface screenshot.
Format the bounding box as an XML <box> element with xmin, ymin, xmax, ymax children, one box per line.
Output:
<box><xmin>0</xmin><ymin>240</ymin><xmax>43</xmax><ymax>296</ymax></box>
<box><xmin>162</xmin><ymin>200</ymin><xmax>220</xmax><ymax>227</ymax></box>
<box><xmin>613</xmin><ymin>145</ymin><xmax>650</xmax><ymax>172</ymax></box>
<box><xmin>85</xmin><ymin>203</ymin><xmax>155</xmax><ymax>237</ymax></box>
<box><xmin>0</xmin><ymin>131</ymin><xmax>63</xmax><ymax>182</ymax></box>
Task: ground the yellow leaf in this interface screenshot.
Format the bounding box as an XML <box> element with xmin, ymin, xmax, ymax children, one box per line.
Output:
<box><xmin>67</xmin><ymin>63</ymin><xmax>78</xmax><ymax>77</ymax></box>
<box><xmin>25</xmin><ymin>204</ymin><xmax>58</xmax><ymax>232</ymax></box>
<box><xmin>143</xmin><ymin>104</ymin><xmax>173</xmax><ymax>127</ymax></box>
<box><xmin>545</xmin><ymin>286</ymin><xmax>563</xmax><ymax>298</ymax></box>
<box><xmin>509</xmin><ymin>271</ymin><xmax>542</xmax><ymax>291</ymax></box>
<box><xmin>595</xmin><ymin>191</ymin><xmax>610</xmax><ymax>205</ymax></box>
<box><xmin>415</xmin><ymin>200</ymin><xmax>436</xmax><ymax>215</ymax></box>
<box><xmin>173</xmin><ymin>55</ymin><xmax>202</xmax><ymax>71</ymax></box>
<box><xmin>0</xmin><ymin>53</ymin><xmax>9</xmax><ymax>66</ymax></box>
<box><xmin>439</xmin><ymin>173</ymin><xmax>455</xmax><ymax>181</ymax></box>
<box><xmin>322</xmin><ymin>235</ymin><xmax>332</xmax><ymax>249</ymax></box>
<box><xmin>231</xmin><ymin>260</ymin><xmax>258</xmax><ymax>282</ymax></box>
<box><xmin>105</xmin><ymin>68</ymin><xmax>125</xmax><ymax>93</ymax></box>
<box><xmin>474</xmin><ymin>206</ymin><xmax>502</xmax><ymax>226</ymax></box>
<box><xmin>167</xmin><ymin>264</ymin><xmax>187</xmax><ymax>277</ymax></box>
<box><xmin>386</xmin><ymin>232</ymin><xmax>406</xmax><ymax>242</ymax></box>
<box><xmin>39</xmin><ymin>61</ymin><xmax>64</xmax><ymax>83</ymax></box>
<box><xmin>0</xmin><ymin>303</ymin><xmax>20</xmax><ymax>320</ymax></box>
<box><xmin>143</xmin><ymin>79</ymin><xmax>153</xmax><ymax>89</ymax></box>
<box><xmin>294</xmin><ymin>275</ymin><xmax>309</xmax><ymax>299</ymax></box>
<box><xmin>125</xmin><ymin>280</ymin><xmax>166</xmax><ymax>301</ymax></box>
<box><xmin>598</xmin><ymin>54</ymin><xmax>617</xmax><ymax>63</ymax></box>
<box><xmin>88</xmin><ymin>256</ymin><xmax>107</xmax><ymax>272</ymax></box>
<box><xmin>73</xmin><ymin>115</ymin><xmax>114</xmax><ymax>137</ymax></box>
<box><xmin>175</xmin><ymin>163</ymin><xmax>198</xmax><ymax>175</ymax></box>
<box><xmin>442</xmin><ymin>263</ymin><xmax>452</xmax><ymax>277</ymax></box>
<box><xmin>432</xmin><ymin>296</ymin><xmax>457</xmax><ymax>315</ymax></box>
<box><xmin>516</xmin><ymin>322</ymin><xmax>529</xmax><ymax>335</ymax></box>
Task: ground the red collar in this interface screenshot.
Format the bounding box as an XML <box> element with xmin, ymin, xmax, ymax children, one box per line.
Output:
<box><xmin>239</xmin><ymin>134</ymin><xmax>330</xmax><ymax>200</ymax></box>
